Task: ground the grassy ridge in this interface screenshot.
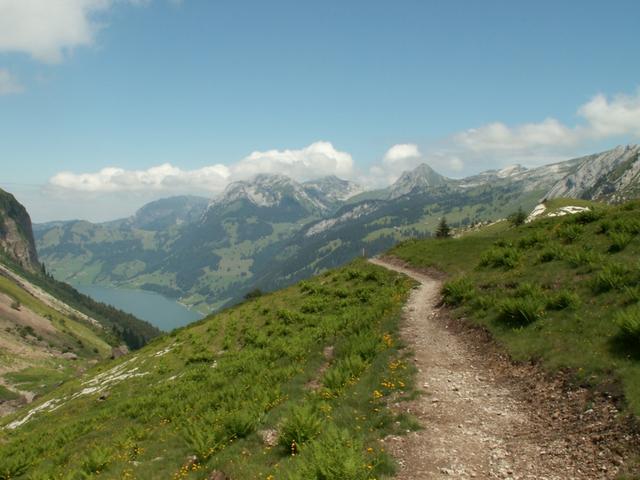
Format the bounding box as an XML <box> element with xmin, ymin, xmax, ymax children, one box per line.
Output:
<box><xmin>390</xmin><ymin>200</ymin><xmax>640</xmax><ymax>415</ymax></box>
<box><xmin>0</xmin><ymin>259</ymin><xmax>416</xmax><ymax>479</ymax></box>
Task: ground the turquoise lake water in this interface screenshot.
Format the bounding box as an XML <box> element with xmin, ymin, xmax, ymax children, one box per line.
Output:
<box><xmin>73</xmin><ymin>284</ymin><xmax>202</xmax><ymax>331</ymax></box>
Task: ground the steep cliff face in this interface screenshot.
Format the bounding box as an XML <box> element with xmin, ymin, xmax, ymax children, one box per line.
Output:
<box><xmin>0</xmin><ymin>188</ymin><xmax>39</xmax><ymax>271</ymax></box>
<box><xmin>546</xmin><ymin>144</ymin><xmax>640</xmax><ymax>202</ymax></box>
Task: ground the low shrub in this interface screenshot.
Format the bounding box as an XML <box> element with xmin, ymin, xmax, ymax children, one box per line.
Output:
<box><xmin>276</xmin><ymin>309</ymin><xmax>305</xmax><ymax>325</ymax></box>
<box><xmin>81</xmin><ymin>447</ymin><xmax>111</xmax><ymax>475</ymax></box>
<box><xmin>0</xmin><ymin>450</ymin><xmax>31</xmax><ymax>479</ymax></box>
<box><xmin>183</xmin><ymin>422</ymin><xmax>225</xmax><ymax>461</ymax></box>
<box><xmin>538</xmin><ymin>246</ymin><xmax>562</xmax><ymax>263</ymax></box>
<box><xmin>565</xmin><ymin>249</ymin><xmax>601</xmax><ymax>269</ymax></box>
<box><xmin>497</xmin><ymin>297</ymin><xmax>544</xmax><ymax>327</ymax></box>
<box><xmin>615</xmin><ymin>305</ymin><xmax>640</xmax><ymax>345</ymax></box>
<box><xmin>592</xmin><ymin>263</ymin><xmax>632</xmax><ymax>293</ymax></box>
<box><xmin>223</xmin><ymin>409</ymin><xmax>258</xmax><ymax>439</ymax></box>
<box><xmin>513</xmin><ymin>282</ymin><xmax>543</xmax><ymax>299</ymax></box>
<box><xmin>278</xmin><ymin>404</ymin><xmax>322</xmax><ymax>452</ymax></box>
<box><xmin>556</xmin><ymin>223</ymin><xmax>583</xmax><ymax>244</ymax></box>
<box><xmin>479</xmin><ymin>247</ymin><xmax>520</xmax><ymax>270</ymax></box>
<box><xmin>323</xmin><ymin>355</ymin><xmax>367</xmax><ymax>392</ymax></box>
<box><xmin>609</xmin><ymin>232</ymin><xmax>634</xmax><ymax>253</ymax></box>
<box><xmin>517</xmin><ymin>232</ymin><xmax>547</xmax><ymax>249</ymax></box>
<box><xmin>288</xmin><ymin>427</ymin><xmax>370</xmax><ymax>480</ymax></box>
<box><xmin>546</xmin><ymin>290</ymin><xmax>580</xmax><ymax>310</ymax></box>
<box><xmin>571</xmin><ymin>209</ymin><xmax>603</xmax><ymax>224</ymax></box>
<box><xmin>441</xmin><ymin>277</ymin><xmax>474</xmax><ymax>306</ymax></box>
<box><xmin>612</xmin><ymin>218</ymin><xmax>640</xmax><ymax>235</ymax></box>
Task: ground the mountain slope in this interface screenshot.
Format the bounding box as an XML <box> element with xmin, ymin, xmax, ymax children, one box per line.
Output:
<box><xmin>0</xmin><ymin>259</ymin><xmax>415</xmax><ymax>479</ymax></box>
<box><xmin>547</xmin><ymin>144</ymin><xmax>640</xmax><ymax>202</ymax></box>
<box><xmin>0</xmin><ymin>263</ymin><xmax>114</xmax><ymax>418</ymax></box>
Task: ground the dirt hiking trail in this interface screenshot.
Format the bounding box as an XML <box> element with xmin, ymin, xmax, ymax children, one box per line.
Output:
<box><xmin>369</xmin><ymin>257</ymin><xmax>637</xmax><ymax>480</ymax></box>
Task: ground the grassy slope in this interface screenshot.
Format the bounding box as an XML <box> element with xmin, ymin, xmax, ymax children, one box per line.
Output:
<box><xmin>0</xmin><ymin>259</ymin><xmax>417</xmax><ymax>480</ymax></box>
<box><xmin>0</xmin><ymin>274</ymin><xmax>112</xmax><ymax>399</ymax></box>
<box><xmin>390</xmin><ymin>200</ymin><xmax>640</xmax><ymax>417</ymax></box>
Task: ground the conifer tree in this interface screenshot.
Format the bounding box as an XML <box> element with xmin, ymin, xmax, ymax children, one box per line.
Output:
<box><xmin>435</xmin><ymin>216</ymin><xmax>451</xmax><ymax>238</ymax></box>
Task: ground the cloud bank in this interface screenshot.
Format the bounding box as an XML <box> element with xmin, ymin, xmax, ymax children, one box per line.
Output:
<box><xmin>49</xmin><ymin>141</ymin><xmax>354</xmax><ymax>194</ymax></box>
<box><xmin>48</xmin><ymin>88</ymin><xmax>640</xmax><ymax>200</ymax></box>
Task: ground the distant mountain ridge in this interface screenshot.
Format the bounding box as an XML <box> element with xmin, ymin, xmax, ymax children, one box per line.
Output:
<box><xmin>34</xmin><ymin>144</ymin><xmax>640</xmax><ymax>313</ymax></box>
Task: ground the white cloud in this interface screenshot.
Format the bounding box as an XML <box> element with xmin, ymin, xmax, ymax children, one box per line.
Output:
<box><xmin>0</xmin><ymin>69</ymin><xmax>23</xmax><ymax>94</ymax></box>
<box><xmin>383</xmin><ymin>143</ymin><xmax>421</xmax><ymax>163</ymax></box>
<box><xmin>0</xmin><ymin>0</ymin><xmax>149</xmax><ymax>63</ymax></box>
<box><xmin>234</xmin><ymin>141</ymin><xmax>354</xmax><ymax>181</ymax></box>
<box><xmin>450</xmin><ymin>89</ymin><xmax>640</xmax><ymax>158</ymax></box>
<box><xmin>48</xmin><ymin>141</ymin><xmax>354</xmax><ymax>194</ymax></box>
<box><xmin>50</xmin><ymin>162</ymin><xmax>231</xmax><ymax>193</ymax></box>
<box><xmin>578</xmin><ymin>91</ymin><xmax>640</xmax><ymax>138</ymax></box>
<box><xmin>453</xmin><ymin>118</ymin><xmax>578</xmax><ymax>153</ymax></box>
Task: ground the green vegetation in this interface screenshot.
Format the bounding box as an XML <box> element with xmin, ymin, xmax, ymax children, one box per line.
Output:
<box><xmin>390</xmin><ymin>200</ymin><xmax>640</xmax><ymax>417</ymax></box>
<box><xmin>508</xmin><ymin>206</ymin><xmax>527</xmax><ymax>227</ymax></box>
<box><xmin>435</xmin><ymin>216</ymin><xmax>451</xmax><ymax>238</ymax></box>
<box><xmin>0</xmin><ymin>259</ymin><xmax>416</xmax><ymax>479</ymax></box>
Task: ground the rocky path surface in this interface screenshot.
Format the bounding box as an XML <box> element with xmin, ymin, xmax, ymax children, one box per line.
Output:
<box><xmin>369</xmin><ymin>257</ymin><xmax>637</xmax><ymax>480</ymax></box>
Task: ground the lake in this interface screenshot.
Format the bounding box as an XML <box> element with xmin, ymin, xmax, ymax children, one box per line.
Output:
<box><xmin>72</xmin><ymin>284</ymin><xmax>202</xmax><ymax>331</ymax></box>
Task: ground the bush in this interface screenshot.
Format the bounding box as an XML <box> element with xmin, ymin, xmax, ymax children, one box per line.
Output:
<box><xmin>508</xmin><ymin>207</ymin><xmax>527</xmax><ymax>227</ymax></box>
<box><xmin>571</xmin><ymin>209</ymin><xmax>603</xmax><ymax>224</ymax></box>
<box><xmin>183</xmin><ymin>422</ymin><xmax>224</xmax><ymax>461</ymax></box>
<box><xmin>288</xmin><ymin>427</ymin><xmax>370</xmax><ymax>480</ymax></box>
<box><xmin>612</xmin><ymin>218</ymin><xmax>640</xmax><ymax>235</ymax></box>
<box><xmin>592</xmin><ymin>263</ymin><xmax>632</xmax><ymax>293</ymax></box>
<box><xmin>517</xmin><ymin>232</ymin><xmax>546</xmax><ymax>249</ymax></box>
<box><xmin>479</xmin><ymin>247</ymin><xmax>520</xmax><ymax>270</ymax></box>
<box><xmin>277</xmin><ymin>309</ymin><xmax>305</xmax><ymax>325</ymax></box>
<box><xmin>538</xmin><ymin>246</ymin><xmax>562</xmax><ymax>263</ymax></box>
<box><xmin>0</xmin><ymin>450</ymin><xmax>31</xmax><ymax>479</ymax></box>
<box><xmin>565</xmin><ymin>249</ymin><xmax>601</xmax><ymax>269</ymax></box>
<box><xmin>615</xmin><ymin>305</ymin><xmax>640</xmax><ymax>345</ymax></box>
<box><xmin>441</xmin><ymin>277</ymin><xmax>474</xmax><ymax>306</ymax></box>
<box><xmin>556</xmin><ymin>223</ymin><xmax>583</xmax><ymax>243</ymax></box>
<box><xmin>546</xmin><ymin>290</ymin><xmax>580</xmax><ymax>310</ymax></box>
<box><xmin>81</xmin><ymin>447</ymin><xmax>111</xmax><ymax>475</ymax></box>
<box><xmin>223</xmin><ymin>409</ymin><xmax>258</xmax><ymax>439</ymax></box>
<box><xmin>498</xmin><ymin>297</ymin><xmax>544</xmax><ymax>327</ymax></box>
<box><xmin>323</xmin><ymin>355</ymin><xmax>367</xmax><ymax>392</ymax></box>
<box><xmin>609</xmin><ymin>232</ymin><xmax>634</xmax><ymax>252</ymax></box>
<box><xmin>513</xmin><ymin>282</ymin><xmax>543</xmax><ymax>298</ymax></box>
<box><xmin>278</xmin><ymin>404</ymin><xmax>322</xmax><ymax>453</ymax></box>
<box><xmin>10</xmin><ymin>299</ymin><xmax>20</xmax><ymax>311</ymax></box>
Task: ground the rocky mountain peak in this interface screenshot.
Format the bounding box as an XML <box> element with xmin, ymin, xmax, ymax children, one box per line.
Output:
<box><xmin>303</xmin><ymin>175</ymin><xmax>363</xmax><ymax>201</ymax></box>
<box><xmin>388</xmin><ymin>163</ymin><xmax>448</xmax><ymax>199</ymax></box>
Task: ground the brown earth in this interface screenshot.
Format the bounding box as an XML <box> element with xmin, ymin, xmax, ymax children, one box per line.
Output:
<box><xmin>369</xmin><ymin>257</ymin><xmax>639</xmax><ymax>480</ymax></box>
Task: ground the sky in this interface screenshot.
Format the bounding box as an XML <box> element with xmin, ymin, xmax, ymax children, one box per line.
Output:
<box><xmin>1</xmin><ymin>0</ymin><xmax>640</xmax><ymax>222</ymax></box>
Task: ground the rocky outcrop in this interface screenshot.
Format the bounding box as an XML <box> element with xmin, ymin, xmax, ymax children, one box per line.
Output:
<box><xmin>0</xmin><ymin>188</ymin><xmax>39</xmax><ymax>271</ymax></box>
<box><xmin>546</xmin><ymin>144</ymin><xmax>640</xmax><ymax>202</ymax></box>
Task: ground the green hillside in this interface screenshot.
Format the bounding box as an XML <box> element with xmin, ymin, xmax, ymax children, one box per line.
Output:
<box><xmin>390</xmin><ymin>199</ymin><xmax>640</xmax><ymax>416</ymax></box>
<box><xmin>0</xmin><ymin>272</ymin><xmax>112</xmax><ymax>404</ymax></box>
<box><xmin>0</xmin><ymin>259</ymin><xmax>416</xmax><ymax>479</ymax></box>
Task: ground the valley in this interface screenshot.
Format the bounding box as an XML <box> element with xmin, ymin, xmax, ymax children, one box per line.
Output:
<box><xmin>34</xmin><ymin>145</ymin><xmax>640</xmax><ymax>315</ymax></box>
<box><xmin>2</xmin><ymin>146</ymin><xmax>640</xmax><ymax>478</ymax></box>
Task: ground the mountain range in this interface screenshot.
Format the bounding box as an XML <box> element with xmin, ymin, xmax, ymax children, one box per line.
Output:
<box><xmin>34</xmin><ymin>144</ymin><xmax>640</xmax><ymax>313</ymax></box>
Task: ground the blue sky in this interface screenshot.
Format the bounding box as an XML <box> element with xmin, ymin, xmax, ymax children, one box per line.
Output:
<box><xmin>1</xmin><ymin>0</ymin><xmax>640</xmax><ymax>221</ymax></box>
